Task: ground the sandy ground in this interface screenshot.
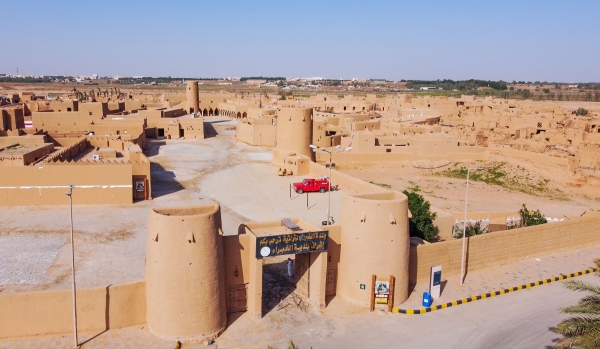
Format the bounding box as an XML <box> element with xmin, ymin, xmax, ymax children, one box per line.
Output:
<box><xmin>341</xmin><ymin>164</ymin><xmax>599</xmax><ymax>218</ymax></box>
<box><xmin>0</xmin><ymin>118</ymin><xmax>344</xmax><ymax>293</ymax></box>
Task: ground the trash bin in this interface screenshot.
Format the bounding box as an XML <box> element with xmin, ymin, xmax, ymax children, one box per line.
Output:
<box><xmin>422</xmin><ymin>292</ymin><xmax>432</xmax><ymax>307</ymax></box>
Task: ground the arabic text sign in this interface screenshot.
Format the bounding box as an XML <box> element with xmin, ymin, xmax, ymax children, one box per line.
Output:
<box><xmin>256</xmin><ymin>231</ymin><xmax>328</xmax><ymax>258</ymax></box>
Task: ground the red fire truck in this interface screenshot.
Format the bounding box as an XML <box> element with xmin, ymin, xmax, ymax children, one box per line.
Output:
<box><xmin>292</xmin><ymin>177</ymin><xmax>330</xmax><ymax>194</ymax></box>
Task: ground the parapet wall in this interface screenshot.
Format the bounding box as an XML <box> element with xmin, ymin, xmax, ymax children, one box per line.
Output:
<box><xmin>236</xmin><ymin>121</ymin><xmax>276</xmax><ymax>146</ymax></box>
<box><xmin>0</xmin><ymin>163</ymin><xmax>133</xmax><ymax>206</ymax></box>
<box><xmin>0</xmin><ymin>281</ymin><xmax>146</xmax><ymax>339</ymax></box>
<box><xmin>409</xmin><ymin>213</ymin><xmax>600</xmax><ymax>286</ymax></box>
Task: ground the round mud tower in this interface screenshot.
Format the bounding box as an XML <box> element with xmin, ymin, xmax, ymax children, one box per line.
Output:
<box><xmin>338</xmin><ymin>192</ymin><xmax>410</xmax><ymax>307</ymax></box>
<box><xmin>275</xmin><ymin>107</ymin><xmax>313</xmax><ymax>157</ymax></box>
<box><xmin>186</xmin><ymin>81</ymin><xmax>199</xmax><ymax>114</ymax></box>
<box><xmin>146</xmin><ymin>205</ymin><xmax>226</xmax><ymax>342</ymax></box>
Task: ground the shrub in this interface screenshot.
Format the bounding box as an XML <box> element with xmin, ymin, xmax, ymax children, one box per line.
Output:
<box><xmin>403</xmin><ymin>190</ymin><xmax>438</xmax><ymax>242</ymax></box>
<box><xmin>518</xmin><ymin>204</ymin><xmax>547</xmax><ymax>227</ymax></box>
<box><xmin>575</xmin><ymin>107</ymin><xmax>589</xmax><ymax>116</ymax></box>
<box><xmin>453</xmin><ymin>220</ymin><xmax>488</xmax><ymax>238</ymax></box>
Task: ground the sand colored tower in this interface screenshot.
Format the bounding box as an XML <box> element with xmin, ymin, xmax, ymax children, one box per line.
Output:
<box><xmin>275</xmin><ymin>107</ymin><xmax>313</xmax><ymax>157</ymax></box>
<box><xmin>146</xmin><ymin>205</ymin><xmax>227</xmax><ymax>342</ymax></box>
<box><xmin>186</xmin><ymin>81</ymin><xmax>199</xmax><ymax>114</ymax></box>
<box><xmin>338</xmin><ymin>191</ymin><xmax>410</xmax><ymax>307</ymax></box>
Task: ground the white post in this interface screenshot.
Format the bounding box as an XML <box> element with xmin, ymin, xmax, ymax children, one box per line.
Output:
<box><xmin>327</xmin><ymin>152</ymin><xmax>332</xmax><ymax>225</ymax></box>
<box><xmin>67</xmin><ymin>185</ymin><xmax>79</xmax><ymax>348</ymax></box>
<box><xmin>460</xmin><ymin>170</ymin><xmax>470</xmax><ymax>286</ymax></box>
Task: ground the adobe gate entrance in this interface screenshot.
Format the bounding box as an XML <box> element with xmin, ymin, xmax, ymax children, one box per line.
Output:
<box><xmin>223</xmin><ymin>218</ymin><xmax>331</xmax><ymax>318</ymax></box>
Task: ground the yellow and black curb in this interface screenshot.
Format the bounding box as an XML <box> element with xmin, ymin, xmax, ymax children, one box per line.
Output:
<box><xmin>392</xmin><ymin>267</ymin><xmax>598</xmax><ymax>315</ymax></box>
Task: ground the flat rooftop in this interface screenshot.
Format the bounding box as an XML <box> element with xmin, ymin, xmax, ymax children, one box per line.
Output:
<box><xmin>0</xmin><ymin>143</ymin><xmax>52</xmax><ymax>157</ymax></box>
<box><xmin>247</xmin><ymin>219</ymin><xmax>323</xmax><ymax>238</ymax></box>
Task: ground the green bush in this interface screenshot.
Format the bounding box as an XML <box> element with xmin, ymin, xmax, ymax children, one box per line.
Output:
<box><xmin>403</xmin><ymin>190</ymin><xmax>437</xmax><ymax>242</ymax></box>
<box><xmin>518</xmin><ymin>204</ymin><xmax>547</xmax><ymax>227</ymax></box>
<box><xmin>453</xmin><ymin>220</ymin><xmax>488</xmax><ymax>238</ymax></box>
<box><xmin>575</xmin><ymin>107</ymin><xmax>589</xmax><ymax>116</ymax></box>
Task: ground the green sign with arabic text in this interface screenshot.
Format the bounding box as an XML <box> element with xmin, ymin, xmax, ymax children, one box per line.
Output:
<box><xmin>256</xmin><ymin>231</ymin><xmax>328</xmax><ymax>258</ymax></box>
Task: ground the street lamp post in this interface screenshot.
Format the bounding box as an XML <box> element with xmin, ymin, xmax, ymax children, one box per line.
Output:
<box><xmin>66</xmin><ymin>184</ymin><xmax>79</xmax><ymax>348</ymax></box>
<box><xmin>310</xmin><ymin>145</ymin><xmax>352</xmax><ymax>225</ymax></box>
<box><xmin>460</xmin><ymin>168</ymin><xmax>483</xmax><ymax>286</ymax></box>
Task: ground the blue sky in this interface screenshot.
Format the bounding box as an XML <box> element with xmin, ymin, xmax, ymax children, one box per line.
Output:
<box><xmin>2</xmin><ymin>0</ymin><xmax>599</xmax><ymax>81</ymax></box>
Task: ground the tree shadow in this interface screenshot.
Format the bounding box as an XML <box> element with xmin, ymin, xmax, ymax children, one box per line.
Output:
<box><xmin>150</xmin><ymin>162</ymin><xmax>185</xmax><ymax>198</ymax></box>
<box><xmin>204</xmin><ymin>122</ymin><xmax>219</xmax><ymax>138</ymax></box>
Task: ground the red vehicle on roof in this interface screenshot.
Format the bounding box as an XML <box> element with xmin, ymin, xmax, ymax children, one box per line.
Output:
<box><xmin>293</xmin><ymin>177</ymin><xmax>330</xmax><ymax>194</ymax></box>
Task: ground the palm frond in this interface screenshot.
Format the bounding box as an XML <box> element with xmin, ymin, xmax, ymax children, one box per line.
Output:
<box><xmin>563</xmin><ymin>280</ymin><xmax>600</xmax><ymax>295</ymax></box>
<box><xmin>287</xmin><ymin>340</ymin><xmax>300</xmax><ymax>349</ymax></box>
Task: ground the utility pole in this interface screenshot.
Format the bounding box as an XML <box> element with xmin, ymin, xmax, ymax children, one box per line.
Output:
<box><xmin>66</xmin><ymin>185</ymin><xmax>79</xmax><ymax>348</ymax></box>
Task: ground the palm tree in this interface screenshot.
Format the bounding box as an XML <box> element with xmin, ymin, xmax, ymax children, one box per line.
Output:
<box><xmin>553</xmin><ymin>259</ymin><xmax>600</xmax><ymax>348</ymax></box>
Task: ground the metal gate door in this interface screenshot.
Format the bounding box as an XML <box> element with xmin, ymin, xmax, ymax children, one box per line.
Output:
<box><xmin>228</xmin><ymin>284</ymin><xmax>248</xmax><ymax>313</ymax></box>
<box><xmin>295</xmin><ymin>253</ymin><xmax>310</xmax><ymax>298</ymax></box>
<box><xmin>326</xmin><ymin>269</ymin><xmax>337</xmax><ymax>296</ymax></box>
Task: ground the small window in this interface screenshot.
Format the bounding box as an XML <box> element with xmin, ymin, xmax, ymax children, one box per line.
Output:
<box><xmin>386</xmin><ymin>149</ymin><xmax>391</xmax><ymax>153</ymax></box>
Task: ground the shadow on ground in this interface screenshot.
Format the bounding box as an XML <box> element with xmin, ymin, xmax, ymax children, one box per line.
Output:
<box><xmin>204</xmin><ymin>122</ymin><xmax>219</xmax><ymax>138</ymax></box>
<box><xmin>150</xmin><ymin>162</ymin><xmax>185</xmax><ymax>198</ymax></box>
<box><xmin>144</xmin><ymin>140</ymin><xmax>166</xmax><ymax>157</ymax></box>
<box><xmin>262</xmin><ymin>261</ymin><xmax>298</xmax><ymax>316</ymax></box>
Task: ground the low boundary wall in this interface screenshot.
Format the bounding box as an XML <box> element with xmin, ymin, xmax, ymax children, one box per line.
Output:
<box><xmin>409</xmin><ymin>213</ymin><xmax>600</xmax><ymax>285</ymax></box>
<box><xmin>0</xmin><ymin>281</ymin><xmax>146</xmax><ymax>339</ymax></box>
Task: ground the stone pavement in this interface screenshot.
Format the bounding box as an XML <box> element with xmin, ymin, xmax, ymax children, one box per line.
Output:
<box><xmin>400</xmin><ymin>244</ymin><xmax>600</xmax><ymax>309</ymax></box>
<box><xmin>2</xmin><ymin>244</ymin><xmax>600</xmax><ymax>349</ymax></box>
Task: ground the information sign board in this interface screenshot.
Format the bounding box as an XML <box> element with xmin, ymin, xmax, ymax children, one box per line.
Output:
<box><xmin>256</xmin><ymin>231</ymin><xmax>328</xmax><ymax>259</ymax></box>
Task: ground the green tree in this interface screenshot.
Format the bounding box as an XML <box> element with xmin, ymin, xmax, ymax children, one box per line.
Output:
<box><xmin>518</xmin><ymin>204</ymin><xmax>547</xmax><ymax>227</ymax></box>
<box><xmin>521</xmin><ymin>90</ymin><xmax>532</xmax><ymax>99</ymax></box>
<box><xmin>553</xmin><ymin>259</ymin><xmax>600</xmax><ymax>349</ymax></box>
<box><xmin>402</xmin><ymin>190</ymin><xmax>438</xmax><ymax>242</ymax></box>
